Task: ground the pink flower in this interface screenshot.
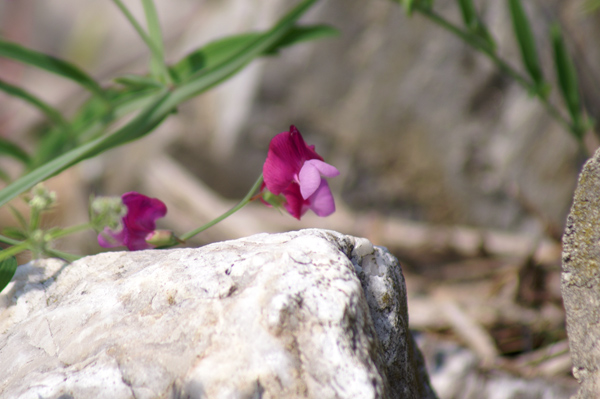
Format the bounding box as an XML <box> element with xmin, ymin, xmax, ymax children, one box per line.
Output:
<box><xmin>98</xmin><ymin>192</ymin><xmax>167</xmax><ymax>251</ymax></box>
<box><xmin>263</xmin><ymin>125</ymin><xmax>339</xmax><ymax>219</ymax></box>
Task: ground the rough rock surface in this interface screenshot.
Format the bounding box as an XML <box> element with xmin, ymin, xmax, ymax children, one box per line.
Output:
<box><xmin>0</xmin><ymin>229</ymin><xmax>436</xmax><ymax>399</ymax></box>
<box><xmin>562</xmin><ymin>147</ymin><xmax>600</xmax><ymax>398</ymax></box>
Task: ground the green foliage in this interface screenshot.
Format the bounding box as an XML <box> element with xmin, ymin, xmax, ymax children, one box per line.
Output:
<box><xmin>551</xmin><ymin>24</ymin><xmax>584</xmax><ymax>139</ymax></box>
<box><xmin>0</xmin><ymin>255</ymin><xmax>18</xmax><ymax>294</ymax></box>
<box><xmin>0</xmin><ymin>0</ymin><xmax>333</xmax><ymax>267</ymax></box>
<box><xmin>457</xmin><ymin>0</ymin><xmax>495</xmax><ymax>51</ymax></box>
<box><xmin>394</xmin><ymin>0</ymin><xmax>590</xmax><ymax>144</ymax></box>
<box><xmin>171</xmin><ymin>25</ymin><xmax>338</xmax><ymax>82</ymax></box>
<box><xmin>0</xmin><ymin>79</ymin><xmax>69</xmax><ymax>130</ymax></box>
<box><xmin>0</xmin><ymin>0</ymin><xmax>328</xmax><ymax>210</ymax></box>
<box><xmin>0</xmin><ymin>41</ymin><xmax>106</xmax><ymax>100</ymax></box>
<box><xmin>507</xmin><ymin>0</ymin><xmax>546</xmax><ymax>94</ymax></box>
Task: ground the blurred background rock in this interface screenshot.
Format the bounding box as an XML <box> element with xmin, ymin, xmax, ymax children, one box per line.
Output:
<box><xmin>2</xmin><ymin>0</ymin><xmax>597</xmax><ymax>396</ymax></box>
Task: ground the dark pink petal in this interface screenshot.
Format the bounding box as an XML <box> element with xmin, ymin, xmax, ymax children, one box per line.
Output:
<box><xmin>282</xmin><ymin>184</ymin><xmax>311</xmax><ymax>220</ymax></box>
<box><xmin>97</xmin><ymin>192</ymin><xmax>167</xmax><ymax>251</ymax></box>
<box><xmin>308</xmin><ymin>179</ymin><xmax>336</xmax><ymax>217</ymax></box>
<box><xmin>298</xmin><ymin>159</ymin><xmax>340</xmax><ymax>199</ymax></box>
<box><xmin>121</xmin><ymin>192</ymin><xmax>166</xmax><ymax>232</ymax></box>
<box><xmin>263</xmin><ymin>126</ymin><xmax>323</xmax><ymax>194</ymax></box>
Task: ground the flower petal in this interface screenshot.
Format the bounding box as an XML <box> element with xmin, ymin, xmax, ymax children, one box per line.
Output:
<box><xmin>121</xmin><ymin>192</ymin><xmax>167</xmax><ymax>233</ymax></box>
<box><xmin>298</xmin><ymin>159</ymin><xmax>340</xmax><ymax>199</ymax></box>
<box><xmin>263</xmin><ymin>126</ymin><xmax>323</xmax><ymax>194</ymax></box>
<box><xmin>282</xmin><ymin>184</ymin><xmax>310</xmax><ymax>220</ymax></box>
<box><xmin>97</xmin><ymin>227</ymin><xmax>124</xmax><ymax>248</ymax></box>
<box><xmin>308</xmin><ymin>179</ymin><xmax>336</xmax><ymax>217</ymax></box>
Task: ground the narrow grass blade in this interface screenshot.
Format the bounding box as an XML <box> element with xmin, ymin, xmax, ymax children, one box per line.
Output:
<box><xmin>115</xmin><ymin>74</ymin><xmax>164</xmax><ymax>89</ymax></box>
<box><xmin>0</xmin><ymin>137</ymin><xmax>30</xmax><ymax>166</ymax></box>
<box><xmin>0</xmin><ymin>78</ymin><xmax>69</xmax><ymax>129</ymax></box>
<box><xmin>141</xmin><ymin>0</ymin><xmax>170</xmax><ymax>83</ymax></box>
<box><xmin>458</xmin><ymin>0</ymin><xmax>477</xmax><ymax>28</ymax></box>
<box><xmin>0</xmin><ymin>41</ymin><xmax>105</xmax><ymax>100</ymax></box>
<box><xmin>551</xmin><ymin>24</ymin><xmax>582</xmax><ymax>133</ymax></box>
<box><xmin>171</xmin><ymin>24</ymin><xmax>336</xmax><ymax>83</ymax></box>
<box><xmin>508</xmin><ymin>0</ymin><xmax>544</xmax><ymax>88</ymax></box>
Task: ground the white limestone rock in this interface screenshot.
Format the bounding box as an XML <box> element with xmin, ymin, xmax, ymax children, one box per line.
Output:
<box><xmin>0</xmin><ymin>229</ymin><xmax>436</xmax><ymax>399</ymax></box>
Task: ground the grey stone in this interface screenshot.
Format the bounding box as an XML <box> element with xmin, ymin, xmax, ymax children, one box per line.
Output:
<box><xmin>0</xmin><ymin>229</ymin><xmax>436</xmax><ymax>399</ymax></box>
<box><xmin>562</xmin><ymin>147</ymin><xmax>600</xmax><ymax>398</ymax></box>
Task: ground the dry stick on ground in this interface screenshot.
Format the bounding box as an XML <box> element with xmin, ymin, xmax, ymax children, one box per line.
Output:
<box><xmin>142</xmin><ymin>155</ymin><xmax>562</xmax><ymax>266</ymax></box>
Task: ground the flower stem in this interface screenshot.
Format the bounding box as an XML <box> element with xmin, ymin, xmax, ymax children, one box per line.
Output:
<box><xmin>0</xmin><ymin>234</ymin><xmax>22</xmax><ymax>246</ymax></box>
<box><xmin>0</xmin><ymin>242</ymin><xmax>29</xmax><ymax>263</ymax></box>
<box><xmin>44</xmin><ymin>248</ymin><xmax>82</xmax><ymax>262</ymax></box>
<box><xmin>179</xmin><ymin>174</ymin><xmax>264</xmax><ymax>242</ymax></box>
<box><xmin>47</xmin><ymin>223</ymin><xmax>93</xmax><ymax>240</ymax></box>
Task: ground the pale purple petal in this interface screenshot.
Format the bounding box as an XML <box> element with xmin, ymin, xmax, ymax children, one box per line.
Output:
<box><xmin>298</xmin><ymin>159</ymin><xmax>340</xmax><ymax>199</ymax></box>
<box><xmin>98</xmin><ymin>227</ymin><xmax>122</xmax><ymax>248</ymax></box>
<box><xmin>308</xmin><ymin>179</ymin><xmax>336</xmax><ymax>217</ymax></box>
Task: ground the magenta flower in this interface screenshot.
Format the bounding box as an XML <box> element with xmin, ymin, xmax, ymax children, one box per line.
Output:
<box><xmin>263</xmin><ymin>125</ymin><xmax>340</xmax><ymax>219</ymax></box>
<box><xmin>98</xmin><ymin>192</ymin><xmax>167</xmax><ymax>251</ymax></box>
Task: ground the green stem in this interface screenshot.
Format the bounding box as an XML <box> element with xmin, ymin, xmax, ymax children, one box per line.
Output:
<box><xmin>0</xmin><ymin>234</ymin><xmax>22</xmax><ymax>246</ymax></box>
<box><xmin>47</xmin><ymin>223</ymin><xmax>93</xmax><ymax>240</ymax></box>
<box><xmin>0</xmin><ymin>242</ymin><xmax>29</xmax><ymax>263</ymax></box>
<box><xmin>44</xmin><ymin>248</ymin><xmax>82</xmax><ymax>262</ymax></box>
<box><xmin>179</xmin><ymin>174</ymin><xmax>264</xmax><ymax>242</ymax></box>
<box><xmin>414</xmin><ymin>6</ymin><xmax>576</xmax><ymax>141</ymax></box>
<box><xmin>111</xmin><ymin>0</ymin><xmax>171</xmax><ymax>84</ymax></box>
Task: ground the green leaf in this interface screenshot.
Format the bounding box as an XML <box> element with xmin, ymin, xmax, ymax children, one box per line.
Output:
<box><xmin>551</xmin><ymin>24</ymin><xmax>581</xmax><ymax>131</ymax></box>
<box><xmin>403</xmin><ymin>0</ymin><xmax>417</xmax><ymax>15</ymax></box>
<box><xmin>0</xmin><ymin>40</ymin><xmax>106</xmax><ymax>100</ymax></box>
<box><xmin>264</xmin><ymin>25</ymin><xmax>339</xmax><ymax>54</ymax></box>
<box><xmin>114</xmin><ymin>74</ymin><xmax>165</xmax><ymax>89</ymax></box>
<box><xmin>458</xmin><ymin>0</ymin><xmax>477</xmax><ymax>28</ymax></box>
<box><xmin>0</xmin><ymin>79</ymin><xmax>69</xmax><ymax>129</ymax></box>
<box><xmin>0</xmin><ymin>168</ymin><xmax>11</xmax><ymax>184</ymax></box>
<box><xmin>0</xmin><ymin>254</ymin><xmax>18</xmax><ymax>294</ymax></box>
<box><xmin>457</xmin><ymin>0</ymin><xmax>495</xmax><ymax>52</ymax></box>
<box><xmin>0</xmin><ymin>136</ymin><xmax>30</xmax><ymax>166</ymax></box>
<box><xmin>0</xmin><ymin>0</ymin><xmax>319</xmax><ymax>208</ymax></box>
<box><xmin>508</xmin><ymin>0</ymin><xmax>544</xmax><ymax>88</ymax></box>
<box><xmin>171</xmin><ymin>24</ymin><xmax>338</xmax><ymax>82</ymax></box>
<box><xmin>2</xmin><ymin>227</ymin><xmax>27</xmax><ymax>241</ymax></box>
<box><xmin>172</xmin><ymin>0</ymin><xmax>320</xmax><ymax>101</ymax></box>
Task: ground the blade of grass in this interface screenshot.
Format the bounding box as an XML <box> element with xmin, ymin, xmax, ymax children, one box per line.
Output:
<box><xmin>141</xmin><ymin>0</ymin><xmax>171</xmax><ymax>84</ymax></box>
<box><xmin>173</xmin><ymin>0</ymin><xmax>319</xmax><ymax>100</ymax></box>
<box><xmin>0</xmin><ymin>137</ymin><xmax>30</xmax><ymax>166</ymax></box>
<box><xmin>0</xmin><ymin>40</ymin><xmax>106</xmax><ymax>100</ymax></box>
<box><xmin>551</xmin><ymin>24</ymin><xmax>582</xmax><ymax>137</ymax></box>
<box><xmin>111</xmin><ymin>0</ymin><xmax>170</xmax><ymax>84</ymax></box>
<box><xmin>0</xmin><ymin>78</ymin><xmax>69</xmax><ymax>129</ymax></box>
<box><xmin>508</xmin><ymin>0</ymin><xmax>544</xmax><ymax>89</ymax></box>
<box><xmin>171</xmin><ymin>25</ymin><xmax>338</xmax><ymax>82</ymax></box>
